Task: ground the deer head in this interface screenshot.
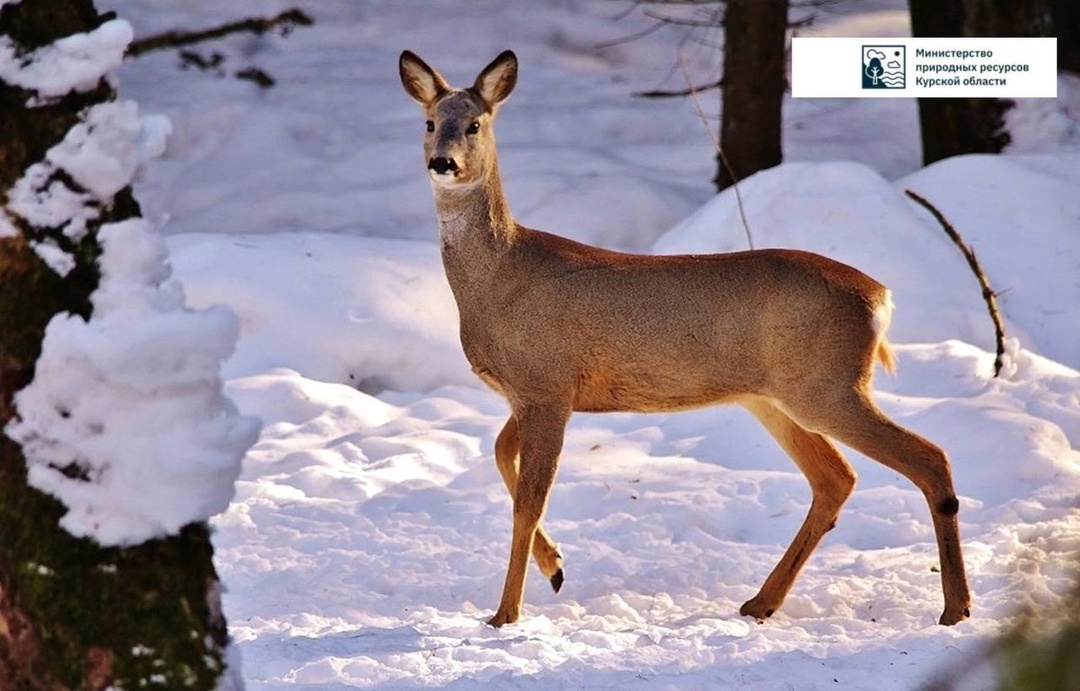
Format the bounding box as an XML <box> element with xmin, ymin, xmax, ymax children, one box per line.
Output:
<box><xmin>399</xmin><ymin>50</ymin><xmax>518</xmax><ymax>189</ymax></box>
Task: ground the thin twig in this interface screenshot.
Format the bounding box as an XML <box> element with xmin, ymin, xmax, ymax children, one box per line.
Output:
<box><xmin>904</xmin><ymin>189</ymin><xmax>1007</xmax><ymax>377</ymax></box>
<box><xmin>596</xmin><ymin>21</ymin><xmax>666</xmax><ymax>49</ymax></box>
<box><xmin>235</xmin><ymin>67</ymin><xmax>275</xmax><ymax>89</ymax></box>
<box><xmin>634</xmin><ymin>77</ymin><xmax>722</xmax><ymax>98</ymax></box>
<box><xmin>627</xmin><ymin>0</ymin><xmax>724</xmax><ymax>5</ymax></box>
<box><xmin>611</xmin><ymin>0</ymin><xmax>645</xmax><ymax>22</ymax></box>
<box><xmin>127</xmin><ymin>8</ymin><xmax>313</xmax><ymax>57</ymax></box>
<box><xmin>643</xmin><ymin>10</ymin><xmax>723</xmax><ymax>28</ymax></box>
<box><xmin>677</xmin><ymin>55</ymin><xmax>754</xmax><ymax>250</ymax></box>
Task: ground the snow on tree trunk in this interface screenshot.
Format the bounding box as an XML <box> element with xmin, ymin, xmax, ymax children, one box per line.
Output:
<box><xmin>0</xmin><ymin>0</ymin><xmax>258</xmax><ymax>688</ymax></box>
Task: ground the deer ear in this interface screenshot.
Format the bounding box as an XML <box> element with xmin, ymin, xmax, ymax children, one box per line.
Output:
<box><xmin>399</xmin><ymin>50</ymin><xmax>451</xmax><ymax>106</ymax></box>
<box><xmin>472</xmin><ymin>50</ymin><xmax>517</xmax><ymax>108</ymax></box>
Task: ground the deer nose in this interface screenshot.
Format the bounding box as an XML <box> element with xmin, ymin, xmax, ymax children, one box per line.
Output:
<box><xmin>428</xmin><ymin>156</ymin><xmax>458</xmax><ymax>175</ymax></box>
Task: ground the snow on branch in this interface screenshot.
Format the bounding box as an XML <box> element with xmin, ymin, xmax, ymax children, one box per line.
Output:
<box><xmin>126</xmin><ymin>8</ymin><xmax>313</xmax><ymax>58</ymax></box>
<box><xmin>0</xmin><ymin>18</ymin><xmax>132</xmax><ymax>99</ymax></box>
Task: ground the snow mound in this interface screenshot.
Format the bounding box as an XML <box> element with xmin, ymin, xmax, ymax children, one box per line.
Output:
<box><xmin>85</xmin><ymin>1</ymin><xmax>1080</xmax><ymax>686</ymax></box>
<box><xmin>168</xmin><ymin>155</ymin><xmax>1080</xmax><ymax>687</ymax></box>
<box><xmin>655</xmin><ymin>161</ymin><xmax>991</xmax><ymax>347</ymax></box>
<box><xmin>1006</xmin><ymin>76</ymin><xmax>1078</xmax><ymax>152</ymax></box>
<box><xmin>212</xmin><ymin>341</ymin><xmax>1080</xmax><ymax>688</ymax></box>
<box><xmin>166</xmin><ymin>232</ymin><xmax>473</xmax><ymax>392</ymax></box>
<box><xmin>655</xmin><ymin>158</ymin><xmax>1080</xmax><ymax>369</ymax></box>
<box><xmin>899</xmin><ymin>154</ymin><xmax>1080</xmax><ymax>368</ymax></box>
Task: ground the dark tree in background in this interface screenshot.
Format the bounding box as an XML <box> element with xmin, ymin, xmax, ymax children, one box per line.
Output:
<box><xmin>0</xmin><ymin>0</ymin><xmax>231</xmax><ymax>688</ymax></box>
<box><xmin>620</xmin><ymin>0</ymin><xmax>797</xmax><ymax>192</ymax></box>
<box><xmin>715</xmin><ymin>0</ymin><xmax>789</xmax><ymax>191</ymax></box>
<box><xmin>909</xmin><ymin>0</ymin><xmax>1054</xmax><ymax>166</ymax></box>
<box><xmin>632</xmin><ymin>0</ymin><xmax>1073</xmax><ymax>188</ymax></box>
<box><xmin>1052</xmin><ymin>0</ymin><xmax>1080</xmax><ymax>73</ymax></box>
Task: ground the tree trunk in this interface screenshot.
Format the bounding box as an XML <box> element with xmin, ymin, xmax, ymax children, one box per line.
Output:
<box><xmin>715</xmin><ymin>0</ymin><xmax>788</xmax><ymax>192</ymax></box>
<box><xmin>910</xmin><ymin>0</ymin><xmax>1054</xmax><ymax>166</ymax></box>
<box><xmin>0</xmin><ymin>1</ymin><xmax>231</xmax><ymax>688</ymax></box>
<box><xmin>1052</xmin><ymin>0</ymin><xmax>1080</xmax><ymax>73</ymax></box>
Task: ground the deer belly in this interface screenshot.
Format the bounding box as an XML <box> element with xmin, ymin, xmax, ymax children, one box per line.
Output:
<box><xmin>573</xmin><ymin>363</ymin><xmax>738</xmax><ymax>413</ymax></box>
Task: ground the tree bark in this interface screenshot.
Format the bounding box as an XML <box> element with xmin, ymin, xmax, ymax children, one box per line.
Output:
<box><xmin>1052</xmin><ymin>0</ymin><xmax>1080</xmax><ymax>73</ymax></box>
<box><xmin>715</xmin><ymin>0</ymin><xmax>788</xmax><ymax>192</ymax></box>
<box><xmin>0</xmin><ymin>1</ymin><xmax>230</xmax><ymax>688</ymax></box>
<box><xmin>910</xmin><ymin>0</ymin><xmax>1054</xmax><ymax>166</ymax></box>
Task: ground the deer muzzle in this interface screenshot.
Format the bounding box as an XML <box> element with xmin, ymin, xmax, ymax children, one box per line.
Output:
<box><xmin>428</xmin><ymin>156</ymin><xmax>459</xmax><ymax>176</ymax></box>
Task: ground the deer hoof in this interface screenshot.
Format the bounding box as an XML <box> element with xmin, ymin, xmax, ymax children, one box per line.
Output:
<box><xmin>739</xmin><ymin>598</ymin><xmax>776</xmax><ymax>622</ymax></box>
<box><xmin>550</xmin><ymin>568</ymin><xmax>564</xmax><ymax>593</ymax></box>
<box><xmin>938</xmin><ymin>605</ymin><xmax>971</xmax><ymax>626</ymax></box>
<box><xmin>487</xmin><ymin>609</ymin><xmax>518</xmax><ymax>628</ymax></box>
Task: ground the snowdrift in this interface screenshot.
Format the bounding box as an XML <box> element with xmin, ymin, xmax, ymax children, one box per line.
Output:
<box><xmin>164</xmin><ymin>157</ymin><xmax>1080</xmax><ymax>689</ymax></box>
<box><xmin>102</xmin><ymin>0</ymin><xmax>1079</xmax><ymax>686</ymax></box>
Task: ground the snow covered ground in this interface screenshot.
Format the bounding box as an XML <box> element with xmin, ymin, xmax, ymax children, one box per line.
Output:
<box><xmin>97</xmin><ymin>0</ymin><xmax>1080</xmax><ymax>687</ymax></box>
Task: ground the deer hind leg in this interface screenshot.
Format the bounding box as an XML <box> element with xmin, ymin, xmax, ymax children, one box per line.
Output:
<box><xmin>488</xmin><ymin>404</ymin><xmax>570</xmax><ymax>628</ymax></box>
<box><xmin>740</xmin><ymin>397</ymin><xmax>858</xmax><ymax>621</ymax></box>
<box><xmin>791</xmin><ymin>390</ymin><xmax>972</xmax><ymax>626</ymax></box>
<box><xmin>494</xmin><ymin>416</ymin><xmax>565</xmax><ymax>592</ymax></box>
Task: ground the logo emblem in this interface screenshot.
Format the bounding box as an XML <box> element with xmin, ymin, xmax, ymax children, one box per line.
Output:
<box><xmin>862</xmin><ymin>45</ymin><xmax>905</xmax><ymax>89</ymax></box>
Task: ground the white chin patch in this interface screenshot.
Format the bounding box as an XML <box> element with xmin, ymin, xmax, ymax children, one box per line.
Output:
<box><xmin>428</xmin><ymin>170</ymin><xmax>460</xmax><ymax>186</ymax></box>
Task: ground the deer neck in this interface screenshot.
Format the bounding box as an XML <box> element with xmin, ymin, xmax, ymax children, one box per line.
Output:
<box><xmin>432</xmin><ymin>160</ymin><xmax>515</xmax><ymax>243</ymax></box>
<box><xmin>431</xmin><ymin>160</ymin><xmax>517</xmax><ymax>295</ymax></box>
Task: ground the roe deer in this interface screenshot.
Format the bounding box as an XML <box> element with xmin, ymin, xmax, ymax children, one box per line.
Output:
<box><xmin>398</xmin><ymin>49</ymin><xmax>971</xmax><ymax>628</ymax></box>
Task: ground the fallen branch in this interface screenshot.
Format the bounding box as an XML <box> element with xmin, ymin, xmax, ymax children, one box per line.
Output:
<box><xmin>127</xmin><ymin>8</ymin><xmax>313</xmax><ymax>58</ymax></box>
<box><xmin>904</xmin><ymin>189</ymin><xmax>1007</xmax><ymax>377</ymax></box>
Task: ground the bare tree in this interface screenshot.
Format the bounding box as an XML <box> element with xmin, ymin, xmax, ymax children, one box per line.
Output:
<box><xmin>617</xmin><ymin>0</ymin><xmax>791</xmax><ymax>193</ymax></box>
<box><xmin>1052</xmin><ymin>0</ymin><xmax>1080</xmax><ymax>73</ymax></box>
<box><xmin>909</xmin><ymin>0</ymin><xmax>1054</xmax><ymax>165</ymax></box>
<box><xmin>715</xmin><ymin>0</ymin><xmax>789</xmax><ymax>191</ymax></box>
<box><xmin>0</xmin><ymin>1</ymin><xmax>234</xmax><ymax>687</ymax></box>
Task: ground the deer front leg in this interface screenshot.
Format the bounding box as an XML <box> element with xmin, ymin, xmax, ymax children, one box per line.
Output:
<box><xmin>488</xmin><ymin>404</ymin><xmax>570</xmax><ymax>628</ymax></box>
<box><xmin>495</xmin><ymin>416</ymin><xmax>565</xmax><ymax>592</ymax></box>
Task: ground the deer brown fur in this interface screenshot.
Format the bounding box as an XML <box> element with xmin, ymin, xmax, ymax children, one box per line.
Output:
<box><xmin>399</xmin><ymin>49</ymin><xmax>971</xmax><ymax>628</ymax></box>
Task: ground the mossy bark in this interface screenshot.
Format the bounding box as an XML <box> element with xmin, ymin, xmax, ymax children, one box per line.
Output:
<box><xmin>1</xmin><ymin>1</ymin><xmax>230</xmax><ymax>688</ymax></box>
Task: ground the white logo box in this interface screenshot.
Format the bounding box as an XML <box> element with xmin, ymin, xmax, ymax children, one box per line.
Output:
<box><xmin>792</xmin><ymin>37</ymin><xmax>1057</xmax><ymax>98</ymax></box>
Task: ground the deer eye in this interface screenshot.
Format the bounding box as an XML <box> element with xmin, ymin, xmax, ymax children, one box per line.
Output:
<box><xmin>425</xmin><ymin>120</ymin><xmax>434</xmax><ymax>133</ymax></box>
<box><xmin>466</xmin><ymin>121</ymin><xmax>480</xmax><ymax>134</ymax></box>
